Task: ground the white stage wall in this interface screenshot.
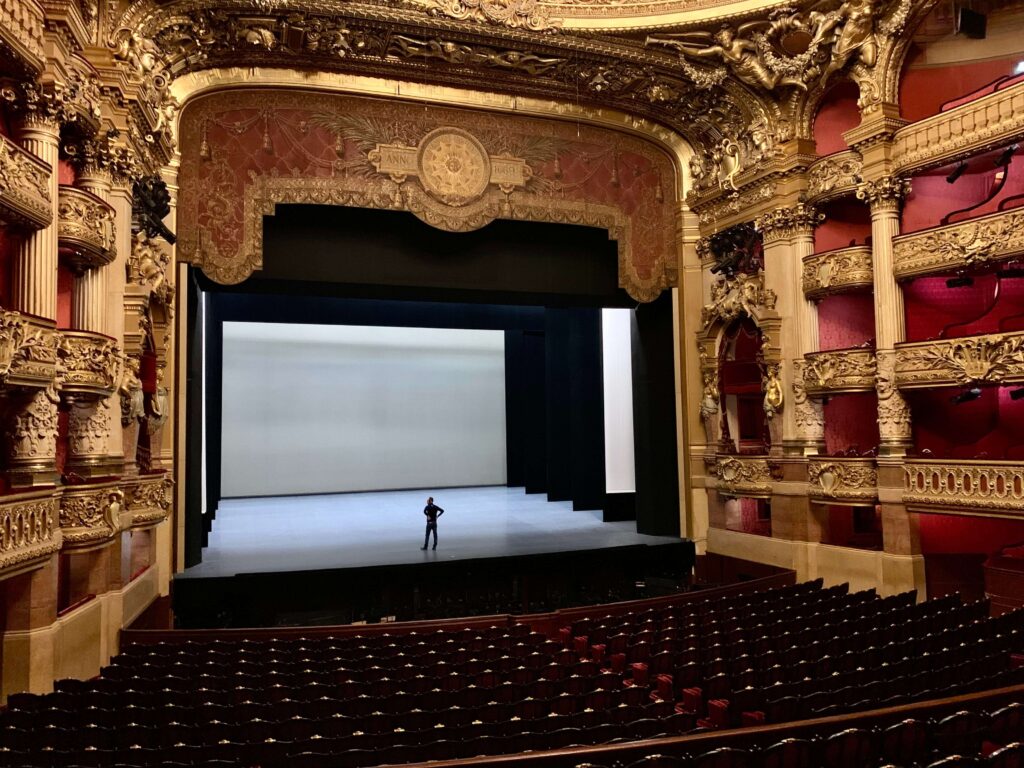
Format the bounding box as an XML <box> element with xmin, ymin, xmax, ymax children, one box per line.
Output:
<box><xmin>221</xmin><ymin>322</ymin><xmax>507</xmax><ymax>497</ymax></box>
<box><xmin>602</xmin><ymin>309</ymin><xmax>636</xmax><ymax>493</ymax></box>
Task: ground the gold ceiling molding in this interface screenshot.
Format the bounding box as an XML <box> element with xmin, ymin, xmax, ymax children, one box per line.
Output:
<box><xmin>904</xmin><ymin>459</ymin><xmax>1024</xmax><ymax>517</ymax></box>
<box><xmin>894</xmin><ymin>332</ymin><xmax>1024</xmax><ymax>389</ymax></box>
<box><xmin>808</xmin><ymin>457</ymin><xmax>877</xmax><ymax>504</ymax></box>
<box><xmin>892</xmin><ymin>208</ymin><xmax>1024</xmax><ymax>281</ymax></box>
<box><xmin>802</xmin><ymin>244</ymin><xmax>873</xmax><ymax>299</ymax></box>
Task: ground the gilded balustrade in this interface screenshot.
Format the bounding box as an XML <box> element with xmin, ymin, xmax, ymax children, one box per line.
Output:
<box><xmin>894</xmin><ymin>331</ymin><xmax>1024</xmax><ymax>389</ymax></box>
<box><xmin>57</xmin><ymin>331</ymin><xmax>120</xmax><ymax>399</ymax></box>
<box><xmin>893</xmin><ymin>80</ymin><xmax>1024</xmax><ymax>174</ymax></box>
<box><xmin>904</xmin><ymin>459</ymin><xmax>1024</xmax><ymax>516</ymax></box>
<box><xmin>805</xmin><ymin>151</ymin><xmax>863</xmax><ymax>205</ymax></box>
<box><xmin>802</xmin><ymin>246</ymin><xmax>873</xmax><ymax>299</ymax></box>
<box><xmin>0</xmin><ymin>134</ymin><xmax>51</xmax><ymax>230</ymax></box>
<box><xmin>124</xmin><ymin>474</ymin><xmax>173</xmax><ymax>529</ymax></box>
<box><xmin>802</xmin><ymin>348</ymin><xmax>877</xmax><ymax>396</ymax></box>
<box><xmin>893</xmin><ymin>208</ymin><xmax>1024</xmax><ymax>280</ymax></box>
<box><xmin>57</xmin><ymin>186</ymin><xmax>116</xmax><ymax>271</ymax></box>
<box><xmin>807</xmin><ymin>457</ymin><xmax>878</xmax><ymax>504</ymax></box>
<box><xmin>0</xmin><ymin>310</ymin><xmax>58</xmax><ymax>389</ymax></box>
<box><xmin>0</xmin><ymin>489</ymin><xmax>60</xmax><ymax>579</ymax></box>
<box><xmin>714</xmin><ymin>455</ymin><xmax>773</xmax><ymax>498</ymax></box>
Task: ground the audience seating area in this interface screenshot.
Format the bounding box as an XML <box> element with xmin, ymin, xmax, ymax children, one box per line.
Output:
<box><xmin>1</xmin><ymin>579</ymin><xmax>1023</xmax><ymax>768</ymax></box>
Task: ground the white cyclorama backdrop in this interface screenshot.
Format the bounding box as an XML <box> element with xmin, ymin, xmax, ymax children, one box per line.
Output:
<box><xmin>221</xmin><ymin>322</ymin><xmax>507</xmax><ymax>497</ymax></box>
<box><xmin>601</xmin><ymin>309</ymin><xmax>636</xmax><ymax>493</ymax></box>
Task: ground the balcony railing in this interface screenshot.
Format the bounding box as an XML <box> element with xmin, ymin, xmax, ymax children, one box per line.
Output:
<box><xmin>0</xmin><ymin>489</ymin><xmax>61</xmax><ymax>579</ymax></box>
<box><xmin>803</xmin><ymin>348</ymin><xmax>877</xmax><ymax>396</ymax></box>
<box><xmin>808</xmin><ymin>457</ymin><xmax>878</xmax><ymax>504</ymax></box>
<box><xmin>57</xmin><ymin>331</ymin><xmax>120</xmax><ymax>399</ymax></box>
<box><xmin>59</xmin><ymin>480</ymin><xmax>122</xmax><ymax>549</ymax></box>
<box><xmin>904</xmin><ymin>459</ymin><xmax>1024</xmax><ymax>515</ymax></box>
<box><xmin>894</xmin><ymin>331</ymin><xmax>1024</xmax><ymax>389</ymax></box>
<box><xmin>714</xmin><ymin>455</ymin><xmax>773</xmax><ymax>498</ymax></box>
<box><xmin>0</xmin><ymin>134</ymin><xmax>51</xmax><ymax>230</ymax></box>
<box><xmin>893</xmin><ymin>207</ymin><xmax>1024</xmax><ymax>280</ymax></box>
<box><xmin>125</xmin><ymin>474</ymin><xmax>173</xmax><ymax>529</ymax></box>
<box><xmin>894</xmin><ymin>79</ymin><xmax>1024</xmax><ymax>174</ymax></box>
<box><xmin>802</xmin><ymin>246</ymin><xmax>873</xmax><ymax>300</ymax></box>
<box><xmin>806</xmin><ymin>151</ymin><xmax>863</xmax><ymax>205</ymax></box>
<box><xmin>0</xmin><ymin>310</ymin><xmax>58</xmax><ymax>389</ymax></box>
<box><xmin>57</xmin><ymin>186</ymin><xmax>116</xmax><ymax>271</ymax></box>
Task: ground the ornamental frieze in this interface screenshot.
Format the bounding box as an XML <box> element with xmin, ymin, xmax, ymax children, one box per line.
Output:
<box><xmin>57</xmin><ymin>331</ymin><xmax>121</xmax><ymax>399</ymax></box>
<box><xmin>714</xmin><ymin>455</ymin><xmax>773</xmax><ymax>498</ymax></box>
<box><xmin>802</xmin><ymin>245</ymin><xmax>873</xmax><ymax>299</ymax></box>
<box><xmin>693</xmin><ymin>180</ymin><xmax>775</xmax><ymax>230</ymax></box>
<box><xmin>0</xmin><ymin>0</ymin><xmax>46</xmax><ymax>74</ymax></box>
<box><xmin>892</xmin><ymin>209</ymin><xmax>1024</xmax><ymax>280</ymax></box>
<box><xmin>893</xmin><ymin>79</ymin><xmax>1024</xmax><ymax>174</ymax></box>
<box><xmin>60</xmin><ymin>483</ymin><xmax>123</xmax><ymax>547</ymax></box>
<box><xmin>806</xmin><ymin>151</ymin><xmax>863</xmax><ymax>204</ymax></box>
<box><xmin>57</xmin><ymin>186</ymin><xmax>117</xmax><ymax>271</ymax></box>
<box><xmin>701</xmin><ymin>272</ymin><xmax>777</xmax><ymax>330</ymax></box>
<box><xmin>0</xmin><ymin>490</ymin><xmax>61</xmax><ymax>579</ymax></box>
<box><xmin>894</xmin><ymin>332</ymin><xmax>1024</xmax><ymax>388</ymax></box>
<box><xmin>808</xmin><ymin>457</ymin><xmax>878</xmax><ymax>504</ymax></box>
<box><xmin>125</xmin><ymin>474</ymin><xmax>174</xmax><ymax>529</ymax></box>
<box><xmin>904</xmin><ymin>459</ymin><xmax>1024</xmax><ymax>515</ymax></box>
<box><xmin>802</xmin><ymin>348</ymin><xmax>877</xmax><ymax>396</ymax></box>
<box><xmin>0</xmin><ymin>312</ymin><xmax>58</xmax><ymax>389</ymax></box>
<box><xmin>0</xmin><ymin>134</ymin><xmax>52</xmax><ymax>230</ymax></box>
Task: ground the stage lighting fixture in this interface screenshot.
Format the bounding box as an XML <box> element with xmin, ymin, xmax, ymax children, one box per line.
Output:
<box><xmin>951</xmin><ymin>386</ymin><xmax>983</xmax><ymax>404</ymax></box>
<box><xmin>946</xmin><ymin>161</ymin><xmax>968</xmax><ymax>183</ymax></box>
<box><xmin>946</xmin><ymin>275</ymin><xmax>974</xmax><ymax>288</ymax></box>
<box><xmin>1010</xmin><ymin>388</ymin><xmax>1024</xmax><ymax>401</ymax></box>
<box><xmin>999</xmin><ymin>268</ymin><xmax>1024</xmax><ymax>279</ymax></box>
<box><xmin>995</xmin><ymin>145</ymin><xmax>1017</xmax><ymax>166</ymax></box>
<box><xmin>957</xmin><ymin>7</ymin><xmax>987</xmax><ymax>38</ymax></box>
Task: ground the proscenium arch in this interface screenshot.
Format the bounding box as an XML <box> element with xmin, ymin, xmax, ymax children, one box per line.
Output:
<box><xmin>166</xmin><ymin>69</ymin><xmax>703</xmax><ymax>543</ymax></box>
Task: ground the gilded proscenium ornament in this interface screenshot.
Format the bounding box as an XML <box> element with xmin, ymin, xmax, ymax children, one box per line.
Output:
<box><xmin>894</xmin><ymin>332</ymin><xmax>1024</xmax><ymax>389</ymax></box>
<box><xmin>802</xmin><ymin>245</ymin><xmax>873</xmax><ymax>299</ymax></box>
<box><xmin>124</xmin><ymin>473</ymin><xmax>173</xmax><ymax>529</ymax></box>
<box><xmin>0</xmin><ymin>311</ymin><xmax>58</xmax><ymax>389</ymax></box>
<box><xmin>0</xmin><ymin>134</ymin><xmax>52</xmax><ymax>229</ymax></box>
<box><xmin>693</xmin><ymin>181</ymin><xmax>775</xmax><ymax>229</ymax></box>
<box><xmin>893</xmin><ymin>79</ymin><xmax>1024</xmax><ymax>175</ymax></box>
<box><xmin>856</xmin><ymin>176</ymin><xmax>911</xmax><ymax>211</ymax></box>
<box><xmin>57</xmin><ymin>331</ymin><xmax>121</xmax><ymax>399</ymax></box>
<box><xmin>806</xmin><ymin>150</ymin><xmax>863</xmax><ymax>204</ymax></box>
<box><xmin>892</xmin><ymin>209</ymin><xmax>1024</xmax><ymax>280</ymax></box>
<box><xmin>386</xmin><ymin>34</ymin><xmax>565</xmax><ymax>77</ymax></box>
<box><xmin>803</xmin><ymin>348</ymin><xmax>877</xmax><ymax>396</ymax></box>
<box><xmin>413</xmin><ymin>0</ymin><xmax>560</xmax><ymax>32</ymax></box>
<box><xmin>59</xmin><ymin>482</ymin><xmax>123</xmax><ymax>548</ymax></box>
<box><xmin>0</xmin><ymin>490</ymin><xmax>61</xmax><ymax>579</ymax></box>
<box><xmin>57</xmin><ymin>186</ymin><xmax>117</xmax><ymax>272</ymax></box>
<box><xmin>701</xmin><ymin>272</ymin><xmax>777</xmax><ymax>330</ymax></box>
<box><xmin>904</xmin><ymin>459</ymin><xmax>1024</xmax><ymax>516</ymax></box>
<box><xmin>755</xmin><ymin>203</ymin><xmax>824</xmax><ymax>244</ymax></box>
<box><xmin>127</xmin><ymin>233</ymin><xmax>174</xmax><ymax>305</ymax></box>
<box><xmin>808</xmin><ymin>457</ymin><xmax>878</xmax><ymax>503</ymax></box>
<box><xmin>714</xmin><ymin>455</ymin><xmax>773</xmax><ymax>498</ymax></box>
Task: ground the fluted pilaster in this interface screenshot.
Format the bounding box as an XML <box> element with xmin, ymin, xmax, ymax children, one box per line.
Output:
<box><xmin>13</xmin><ymin>120</ymin><xmax>59</xmax><ymax>320</ymax></box>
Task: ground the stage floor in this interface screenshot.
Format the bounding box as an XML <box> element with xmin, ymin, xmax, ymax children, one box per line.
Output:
<box><xmin>178</xmin><ymin>486</ymin><xmax>679</xmax><ymax>579</ymax></box>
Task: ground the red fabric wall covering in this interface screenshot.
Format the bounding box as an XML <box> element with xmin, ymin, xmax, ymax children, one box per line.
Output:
<box><xmin>56</xmin><ymin>264</ymin><xmax>73</xmax><ymax>329</ymax></box>
<box><xmin>820</xmin><ymin>504</ymin><xmax>882</xmax><ymax>550</ymax></box>
<box><xmin>823</xmin><ymin>392</ymin><xmax>880</xmax><ymax>455</ymax></box>
<box><xmin>903</xmin><ymin>158</ymin><xmax>1024</xmax><ymax>234</ymax></box>
<box><xmin>899</xmin><ymin>52</ymin><xmax>1020</xmax><ymax>122</ymax></box>
<box><xmin>920</xmin><ymin>513</ymin><xmax>1024</xmax><ymax>555</ymax></box>
<box><xmin>817</xmin><ymin>293</ymin><xmax>875</xmax><ymax>350</ymax></box>
<box><xmin>909</xmin><ymin>387</ymin><xmax>1024</xmax><ymax>460</ymax></box>
<box><xmin>57</xmin><ymin>160</ymin><xmax>74</xmax><ymax>186</ymax></box>
<box><xmin>814</xmin><ymin>199</ymin><xmax>871</xmax><ymax>253</ymax></box>
<box><xmin>812</xmin><ymin>82</ymin><xmax>861</xmax><ymax>156</ymax></box>
<box><xmin>725</xmin><ymin>497</ymin><xmax>771</xmax><ymax>536</ymax></box>
<box><xmin>901</xmin><ymin>274</ymin><xmax>1024</xmax><ymax>341</ymax></box>
<box><xmin>0</xmin><ymin>227</ymin><xmax>16</xmax><ymax>308</ymax></box>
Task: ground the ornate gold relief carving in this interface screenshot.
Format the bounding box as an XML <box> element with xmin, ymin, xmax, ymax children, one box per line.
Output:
<box><xmin>856</xmin><ymin>175</ymin><xmax>911</xmax><ymax>211</ymax></box>
<box><xmin>0</xmin><ymin>0</ymin><xmax>46</xmax><ymax>74</ymax></box>
<box><xmin>893</xmin><ymin>80</ymin><xmax>1024</xmax><ymax>174</ymax></box>
<box><xmin>803</xmin><ymin>348</ymin><xmax>877</xmax><ymax>395</ymax></box>
<box><xmin>802</xmin><ymin>245</ymin><xmax>873</xmax><ymax>299</ymax></box>
<box><xmin>125</xmin><ymin>473</ymin><xmax>173</xmax><ymax>529</ymax></box>
<box><xmin>0</xmin><ymin>134</ymin><xmax>52</xmax><ymax>230</ymax></box>
<box><xmin>808</xmin><ymin>457</ymin><xmax>878</xmax><ymax>503</ymax></box>
<box><xmin>806</xmin><ymin>150</ymin><xmax>863</xmax><ymax>204</ymax></box>
<box><xmin>894</xmin><ymin>332</ymin><xmax>1024</xmax><ymax>388</ymax></box>
<box><xmin>892</xmin><ymin>209</ymin><xmax>1024</xmax><ymax>280</ymax></box>
<box><xmin>875</xmin><ymin>349</ymin><xmax>911</xmax><ymax>444</ymax></box>
<box><xmin>127</xmin><ymin>233</ymin><xmax>174</xmax><ymax>306</ymax></box>
<box><xmin>0</xmin><ymin>72</ymin><xmax>102</xmax><ymax>130</ymax></box>
<box><xmin>701</xmin><ymin>272</ymin><xmax>777</xmax><ymax>330</ymax></box>
<box><xmin>0</xmin><ymin>490</ymin><xmax>60</xmax><ymax>579</ymax></box>
<box><xmin>904</xmin><ymin>459</ymin><xmax>1024</xmax><ymax>516</ymax></box>
<box><xmin>5</xmin><ymin>385</ymin><xmax>59</xmax><ymax>467</ymax></box>
<box><xmin>59</xmin><ymin>482</ymin><xmax>122</xmax><ymax>547</ymax></box>
<box><xmin>57</xmin><ymin>331</ymin><xmax>121</xmax><ymax>399</ymax></box>
<box><xmin>714</xmin><ymin>455</ymin><xmax>773</xmax><ymax>498</ymax></box>
<box><xmin>414</xmin><ymin>0</ymin><xmax>560</xmax><ymax>32</ymax></box>
<box><xmin>692</xmin><ymin>180</ymin><xmax>775</xmax><ymax>230</ymax></box>
<box><xmin>0</xmin><ymin>312</ymin><xmax>58</xmax><ymax>389</ymax></box>
<box><xmin>792</xmin><ymin>359</ymin><xmax>825</xmax><ymax>443</ymax></box>
<box><xmin>57</xmin><ymin>186</ymin><xmax>117</xmax><ymax>271</ymax></box>
<box><xmin>762</xmin><ymin>361</ymin><xmax>783</xmax><ymax>418</ymax></box>
<box><xmin>755</xmin><ymin>203</ymin><xmax>823</xmax><ymax>244</ymax></box>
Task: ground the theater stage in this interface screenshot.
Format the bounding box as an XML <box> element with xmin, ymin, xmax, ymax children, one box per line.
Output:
<box><xmin>172</xmin><ymin>486</ymin><xmax>693</xmax><ymax>628</ymax></box>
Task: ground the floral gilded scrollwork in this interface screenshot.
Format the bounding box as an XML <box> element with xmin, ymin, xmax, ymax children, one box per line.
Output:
<box><xmin>806</xmin><ymin>151</ymin><xmax>863</xmax><ymax>203</ymax></box>
<box><xmin>0</xmin><ymin>134</ymin><xmax>52</xmax><ymax>229</ymax></box>
<box><xmin>893</xmin><ymin>210</ymin><xmax>1024</xmax><ymax>280</ymax></box>
<box><xmin>58</xmin><ymin>332</ymin><xmax>121</xmax><ymax>398</ymax></box>
<box><xmin>126</xmin><ymin>474</ymin><xmax>173</xmax><ymax>528</ymax></box>
<box><xmin>875</xmin><ymin>350</ymin><xmax>912</xmax><ymax>444</ymax></box>
<box><xmin>755</xmin><ymin>203</ymin><xmax>824</xmax><ymax>244</ymax></box>
<box><xmin>856</xmin><ymin>176</ymin><xmax>911</xmax><ymax>211</ymax></box>
<box><xmin>802</xmin><ymin>246</ymin><xmax>873</xmax><ymax>299</ymax></box>
<box><xmin>894</xmin><ymin>332</ymin><xmax>1024</xmax><ymax>388</ymax></box>
<box><xmin>792</xmin><ymin>360</ymin><xmax>825</xmax><ymax>444</ymax></box>
<box><xmin>60</xmin><ymin>484</ymin><xmax>122</xmax><ymax>546</ymax></box>
<box><xmin>803</xmin><ymin>348</ymin><xmax>877</xmax><ymax>396</ymax></box>
<box><xmin>701</xmin><ymin>272</ymin><xmax>777</xmax><ymax>330</ymax></box>
<box><xmin>57</xmin><ymin>186</ymin><xmax>117</xmax><ymax>271</ymax></box>
<box><xmin>416</xmin><ymin>0</ymin><xmax>560</xmax><ymax>32</ymax></box>
<box><xmin>0</xmin><ymin>492</ymin><xmax>60</xmax><ymax>576</ymax></box>
<box><xmin>715</xmin><ymin>455</ymin><xmax>773</xmax><ymax>498</ymax></box>
<box><xmin>808</xmin><ymin>458</ymin><xmax>878</xmax><ymax>503</ymax></box>
<box><xmin>904</xmin><ymin>460</ymin><xmax>1024</xmax><ymax>515</ymax></box>
<box><xmin>5</xmin><ymin>385</ymin><xmax>59</xmax><ymax>464</ymax></box>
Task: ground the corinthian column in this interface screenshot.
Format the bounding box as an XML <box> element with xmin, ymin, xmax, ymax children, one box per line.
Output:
<box><xmin>857</xmin><ymin>176</ymin><xmax>913</xmax><ymax>455</ymax></box>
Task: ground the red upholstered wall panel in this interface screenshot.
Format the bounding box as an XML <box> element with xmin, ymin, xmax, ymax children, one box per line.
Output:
<box><xmin>812</xmin><ymin>82</ymin><xmax>861</xmax><ymax>156</ymax></box>
<box><xmin>823</xmin><ymin>392</ymin><xmax>879</xmax><ymax>455</ymax></box>
<box><xmin>0</xmin><ymin>227</ymin><xmax>16</xmax><ymax>308</ymax></box>
<box><xmin>903</xmin><ymin>276</ymin><xmax>996</xmax><ymax>341</ymax></box>
<box><xmin>814</xmin><ymin>199</ymin><xmax>871</xmax><ymax>253</ymax></box>
<box><xmin>909</xmin><ymin>387</ymin><xmax>1024</xmax><ymax>459</ymax></box>
<box><xmin>920</xmin><ymin>513</ymin><xmax>1024</xmax><ymax>554</ymax></box>
<box><xmin>818</xmin><ymin>293</ymin><xmax>875</xmax><ymax>350</ymax></box>
<box><xmin>57</xmin><ymin>159</ymin><xmax>74</xmax><ymax>186</ymax></box>
<box><xmin>56</xmin><ymin>264</ymin><xmax>73</xmax><ymax>329</ymax></box>
<box><xmin>899</xmin><ymin>53</ymin><xmax>1020</xmax><ymax>122</ymax></box>
<box><xmin>903</xmin><ymin>159</ymin><xmax>1024</xmax><ymax>234</ymax></box>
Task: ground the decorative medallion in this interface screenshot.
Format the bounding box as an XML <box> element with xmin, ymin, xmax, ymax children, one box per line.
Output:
<box><xmin>417</xmin><ymin>129</ymin><xmax>492</xmax><ymax>206</ymax></box>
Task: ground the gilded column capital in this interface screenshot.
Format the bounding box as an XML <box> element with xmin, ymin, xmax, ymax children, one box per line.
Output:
<box><xmin>755</xmin><ymin>203</ymin><xmax>824</xmax><ymax>244</ymax></box>
<box><xmin>2</xmin><ymin>76</ymin><xmax>101</xmax><ymax>133</ymax></box>
<box><xmin>65</xmin><ymin>132</ymin><xmax>142</xmax><ymax>187</ymax></box>
<box><xmin>856</xmin><ymin>176</ymin><xmax>911</xmax><ymax>212</ymax></box>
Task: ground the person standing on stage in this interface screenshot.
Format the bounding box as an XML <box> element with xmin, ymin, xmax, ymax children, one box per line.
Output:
<box><xmin>421</xmin><ymin>496</ymin><xmax>445</xmax><ymax>550</ymax></box>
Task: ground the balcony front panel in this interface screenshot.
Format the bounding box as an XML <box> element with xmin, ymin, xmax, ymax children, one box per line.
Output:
<box><xmin>808</xmin><ymin>457</ymin><xmax>878</xmax><ymax>504</ymax></box>
<box><xmin>894</xmin><ymin>80</ymin><xmax>1024</xmax><ymax>174</ymax></box>
<box><xmin>58</xmin><ymin>331</ymin><xmax>120</xmax><ymax>399</ymax></box>
<box><xmin>803</xmin><ymin>349</ymin><xmax>877</xmax><ymax>396</ymax></box>
<box><xmin>714</xmin><ymin>455</ymin><xmax>773</xmax><ymax>498</ymax></box>
<box><xmin>894</xmin><ymin>331</ymin><xmax>1024</xmax><ymax>389</ymax></box>
<box><xmin>57</xmin><ymin>186</ymin><xmax>116</xmax><ymax>271</ymax></box>
<box><xmin>904</xmin><ymin>459</ymin><xmax>1024</xmax><ymax>516</ymax></box>
<box><xmin>59</xmin><ymin>480</ymin><xmax>123</xmax><ymax>549</ymax></box>
<box><xmin>0</xmin><ymin>489</ymin><xmax>61</xmax><ymax>580</ymax></box>
<box><xmin>806</xmin><ymin>151</ymin><xmax>863</xmax><ymax>205</ymax></box>
<box><xmin>893</xmin><ymin>208</ymin><xmax>1024</xmax><ymax>280</ymax></box>
<box><xmin>125</xmin><ymin>473</ymin><xmax>173</xmax><ymax>529</ymax></box>
<box><xmin>0</xmin><ymin>134</ymin><xmax>51</xmax><ymax>230</ymax></box>
<box><xmin>802</xmin><ymin>245</ymin><xmax>873</xmax><ymax>299</ymax></box>
<box><xmin>0</xmin><ymin>311</ymin><xmax>58</xmax><ymax>389</ymax></box>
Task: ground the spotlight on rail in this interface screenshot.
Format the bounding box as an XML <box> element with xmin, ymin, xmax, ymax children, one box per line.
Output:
<box><xmin>946</xmin><ymin>275</ymin><xmax>974</xmax><ymax>288</ymax></box>
<box><xmin>951</xmin><ymin>386</ymin><xmax>983</xmax><ymax>404</ymax></box>
<box><xmin>946</xmin><ymin>161</ymin><xmax>968</xmax><ymax>183</ymax></box>
<box><xmin>1010</xmin><ymin>388</ymin><xmax>1024</xmax><ymax>401</ymax></box>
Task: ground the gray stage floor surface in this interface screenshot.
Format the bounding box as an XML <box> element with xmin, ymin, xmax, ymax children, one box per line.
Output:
<box><xmin>179</xmin><ymin>486</ymin><xmax>679</xmax><ymax>579</ymax></box>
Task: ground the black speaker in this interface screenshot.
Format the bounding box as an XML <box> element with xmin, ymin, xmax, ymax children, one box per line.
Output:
<box><xmin>957</xmin><ymin>7</ymin><xmax>987</xmax><ymax>38</ymax></box>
